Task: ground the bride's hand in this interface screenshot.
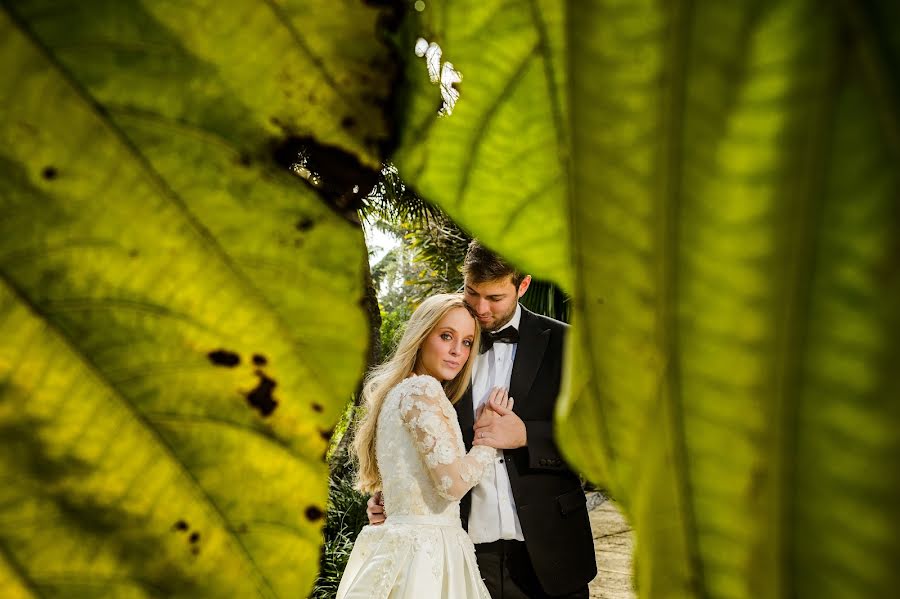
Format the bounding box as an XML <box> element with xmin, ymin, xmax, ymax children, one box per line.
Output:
<box><xmin>474</xmin><ymin>387</ymin><xmax>524</xmax><ymax>449</ymax></box>
<box><xmin>474</xmin><ymin>401</ymin><xmax>494</xmax><ymax>428</ymax></box>
<box><xmin>475</xmin><ymin>387</ymin><xmax>509</xmax><ymax>425</ymax></box>
<box><xmin>487</xmin><ymin>387</ymin><xmax>514</xmax><ymax>414</ymax></box>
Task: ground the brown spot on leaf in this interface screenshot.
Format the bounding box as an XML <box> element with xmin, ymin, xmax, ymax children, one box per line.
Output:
<box><xmin>42</xmin><ymin>166</ymin><xmax>58</xmax><ymax>180</ymax></box>
<box><xmin>189</xmin><ymin>532</ymin><xmax>200</xmax><ymax>544</ymax></box>
<box><xmin>252</xmin><ymin>354</ymin><xmax>268</xmax><ymax>366</ymax></box>
<box><xmin>295</xmin><ymin>217</ymin><xmax>315</xmax><ymax>232</ymax></box>
<box><xmin>305</xmin><ymin>506</ymin><xmax>324</xmax><ymax>521</ymax></box>
<box><xmin>208</xmin><ymin>350</ymin><xmax>240</xmax><ymax>367</ymax></box>
<box><xmin>245</xmin><ymin>370</ymin><xmax>278</xmax><ymax>417</ymax></box>
<box><xmin>191</xmin><ymin>546</ymin><xmax>200</xmax><ymax>556</ymax></box>
<box><xmin>172</xmin><ymin>520</ymin><xmax>189</xmax><ymax>532</ymax></box>
<box><xmin>312</xmin><ymin>403</ymin><xmax>324</xmax><ymax>413</ymax></box>
<box><xmin>319</xmin><ymin>428</ymin><xmax>333</xmax><ymax>441</ymax></box>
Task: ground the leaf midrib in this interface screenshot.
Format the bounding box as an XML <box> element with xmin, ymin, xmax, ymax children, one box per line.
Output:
<box><xmin>655</xmin><ymin>0</ymin><xmax>705</xmax><ymax>594</ymax></box>
<box><xmin>0</xmin><ymin>540</ymin><xmax>40</xmax><ymax>599</ymax></box>
<box><xmin>767</xmin><ymin>11</ymin><xmax>843</xmax><ymax>599</ymax></box>
<box><xmin>2</xmin><ymin>3</ymin><xmax>332</xmax><ymax>404</ymax></box>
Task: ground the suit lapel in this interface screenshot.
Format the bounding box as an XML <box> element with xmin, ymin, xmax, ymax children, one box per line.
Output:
<box><xmin>456</xmin><ymin>385</ymin><xmax>475</xmax><ymax>450</ymax></box>
<box><xmin>509</xmin><ymin>307</ymin><xmax>550</xmax><ymax>408</ymax></box>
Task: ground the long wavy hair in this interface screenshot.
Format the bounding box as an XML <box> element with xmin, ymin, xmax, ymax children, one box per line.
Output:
<box><xmin>353</xmin><ymin>293</ymin><xmax>480</xmax><ymax>494</ymax></box>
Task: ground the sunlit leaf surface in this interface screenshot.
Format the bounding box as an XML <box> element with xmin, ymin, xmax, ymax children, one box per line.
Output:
<box><xmin>3</xmin><ymin>1</ymin><xmax>899</xmax><ymax>597</ymax></box>
<box><xmin>0</xmin><ymin>1</ymin><xmax>393</xmax><ymax>596</ymax></box>
<box><xmin>396</xmin><ymin>1</ymin><xmax>900</xmax><ymax>598</ymax></box>
<box><xmin>394</xmin><ymin>0</ymin><xmax>572</xmax><ymax>289</ymax></box>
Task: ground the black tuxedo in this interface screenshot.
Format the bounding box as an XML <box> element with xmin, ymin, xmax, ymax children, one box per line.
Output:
<box><xmin>456</xmin><ymin>306</ymin><xmax>597</xmax><ymax>596</ymax></box>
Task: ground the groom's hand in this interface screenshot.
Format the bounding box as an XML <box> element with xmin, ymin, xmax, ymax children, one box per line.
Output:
<box><xmin>473</xmin><ymin>389</ymin><xmax>526</xmax><ymax>449</ymax></box>
<box><xmin>366</xmin><ymin>491</ymin><xmax>385</xmax><ymax>526</ymax></box>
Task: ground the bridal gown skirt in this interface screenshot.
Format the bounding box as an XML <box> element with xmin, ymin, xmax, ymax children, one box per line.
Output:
<box><xmin>336</xmin><ymin>515</ymin><xmax>491</xmax><ymax>599</ymax></box>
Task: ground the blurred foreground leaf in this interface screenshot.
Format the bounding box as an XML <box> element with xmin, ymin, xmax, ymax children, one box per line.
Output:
<box><xmin>396</xmin><ymin>1</ymin><xmax>900</xmax><ymax>597</ymax></box>
<box><xmin>0</xmin><ymin>1</ymin><xmax>394</xmax><ymax>596</ymax></box>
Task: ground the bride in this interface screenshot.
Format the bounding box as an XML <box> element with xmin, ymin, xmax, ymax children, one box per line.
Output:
<box><xmin>336</xmin><ymin>293</ymin><xmax>512</xmax><ymax>598</ymax></box>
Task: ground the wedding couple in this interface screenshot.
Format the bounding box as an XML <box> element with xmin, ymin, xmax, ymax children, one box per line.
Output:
<box><xmin>336</xmin><ymin>242</ymin><xmax>596</xmax><ymax>598</ymax></box>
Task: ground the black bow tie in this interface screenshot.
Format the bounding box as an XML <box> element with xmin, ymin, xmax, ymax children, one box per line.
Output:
<box><xmin>480</xmin><ymin>326</ymin><xmax>519</xmax><ymax>353</ymax></box>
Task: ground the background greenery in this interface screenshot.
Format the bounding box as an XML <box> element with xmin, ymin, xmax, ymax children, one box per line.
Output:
<box><xmin>2</xmin><ymin>1</ymin><xmax>898</xmax><ymax>598</ymax></box>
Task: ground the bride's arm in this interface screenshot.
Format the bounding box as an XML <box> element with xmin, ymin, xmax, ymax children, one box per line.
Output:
<box><xmin>399</xmin><ymin>382</ymin><xmax>494</xmax><ymax>501</ymax></box>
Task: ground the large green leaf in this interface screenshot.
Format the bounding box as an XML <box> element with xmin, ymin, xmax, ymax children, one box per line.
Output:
<box><xmin>1</xmin><ymin>1</ymin><xmax>393</xmax><ymax>596</ymax></box>
<box><xmin>394</xmin><ymin>1</ymin><xmax>900</xmax><ymax>597</ymax></box>
<box><xmin>4</xmin><ymin>0</ymin><xmax>899</xmax><ymax>597</ymax></box>
<box><xmin>393</xmin><ymin>0</ymin><xmax>572</xmax><ymax>289</ymax></box>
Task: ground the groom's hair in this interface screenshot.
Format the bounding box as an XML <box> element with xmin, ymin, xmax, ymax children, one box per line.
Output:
<box><xmin>462</xmin><ymin>240</ymin><xmax>525</xmax><ymax>288</ymax></box>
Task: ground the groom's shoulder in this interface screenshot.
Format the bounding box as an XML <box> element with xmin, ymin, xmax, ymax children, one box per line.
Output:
<box><xmin>521</xmin><ymin>305</ymin><xmax>569</xmax><ymax>335</ymax></box>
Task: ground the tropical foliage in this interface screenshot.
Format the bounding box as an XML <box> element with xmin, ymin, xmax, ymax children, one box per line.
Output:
<box><xmin>368</xmin><ymin>189</ymin><xmax>570</xmax><ymax>327</ymax></box>
<box><xmin>2</xmin><ymin>1</ymin><xmax>898</xmax><ymax>599</ymax></box>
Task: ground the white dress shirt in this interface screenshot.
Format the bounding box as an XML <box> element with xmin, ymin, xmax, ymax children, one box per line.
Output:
<box><xmin>467</xmin><ymin>304</ymin><xmax>525</xmax><ymax>543</ymax></box>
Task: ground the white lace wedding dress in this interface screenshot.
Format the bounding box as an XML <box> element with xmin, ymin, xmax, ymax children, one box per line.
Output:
<box><xmin>336</xmin><ymin>374</ymin><xmax>495</xmax><ymax>598</ymax></box>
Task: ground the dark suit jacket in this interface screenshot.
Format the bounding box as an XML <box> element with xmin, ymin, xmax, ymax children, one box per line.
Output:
<box><xmin>455</xmin><ymin>306</ymin><xmax>597</xmax><ymax>595</ymax></box>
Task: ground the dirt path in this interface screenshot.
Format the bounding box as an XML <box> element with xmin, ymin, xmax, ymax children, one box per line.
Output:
<box><xmin>587</xmin><ymin>495</ymin><xmax>635</xmax><ymax>599</ymax></box>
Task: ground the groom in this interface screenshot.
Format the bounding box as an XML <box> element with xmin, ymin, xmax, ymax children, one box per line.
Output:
<box><xmin>369</xmin><ymin>241</ymin><xmax>597</xmax><ymax>598</ymax></box>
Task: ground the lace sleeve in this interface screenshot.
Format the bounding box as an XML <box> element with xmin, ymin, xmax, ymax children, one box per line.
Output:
<box><xmin>398</xmin><ymin>377</ymin><xmax>495</xmax><ymax>501</ymax></box>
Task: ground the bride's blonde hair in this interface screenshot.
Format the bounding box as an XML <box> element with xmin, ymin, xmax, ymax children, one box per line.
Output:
<box><xmin>353</xmin><ymin>293</ymin><xmax>480</xmax><ymax>494</ymax></box>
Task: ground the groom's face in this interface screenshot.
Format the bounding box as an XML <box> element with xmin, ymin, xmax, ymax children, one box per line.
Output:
<box><xmin>463</xmin><ymin>274</ymin><xmax>531</xmax><ymax>332</ymax></box>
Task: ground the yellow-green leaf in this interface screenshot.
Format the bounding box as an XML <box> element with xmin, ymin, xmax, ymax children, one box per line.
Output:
<box><xmin>393</xmin><ymin>0</ymin><xmax>572</xmax><ymax>289</ymax></box>
<box><xmin>1</xmin><ymin>1</ymin><xmax>393</xmax><ymax>596</ymax></box>
<box><xmin>396</xmin><ymin>1</ymin><xmax>900</xmax><ymax>597</ymax></box>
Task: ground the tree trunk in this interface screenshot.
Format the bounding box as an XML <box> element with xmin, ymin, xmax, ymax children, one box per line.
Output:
<box><xmin>329</xmin><ymin>247</ymin><xmax>382</xmax><ymax>471</ymax></box>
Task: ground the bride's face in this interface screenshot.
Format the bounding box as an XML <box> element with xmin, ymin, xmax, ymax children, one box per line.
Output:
<box><xmin>414</xmin><ymin>307</ymin><xmax>476</xmax><ymax>382</ymax></box>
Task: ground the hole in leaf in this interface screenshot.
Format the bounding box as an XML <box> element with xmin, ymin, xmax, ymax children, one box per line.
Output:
<box><xmin>295</xmin><ymin>218</ymin><xmax>315</xmax><ymax>232</ymax></box>
<box><xmin>270</xmin><ymin>136</ymin><xmax>379</xmax><ymax>215</ymax></box>
<box><xmin>414</xmin><ymin>38</ymin><xmax>462</xmax><ymax>115</ymax></box>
